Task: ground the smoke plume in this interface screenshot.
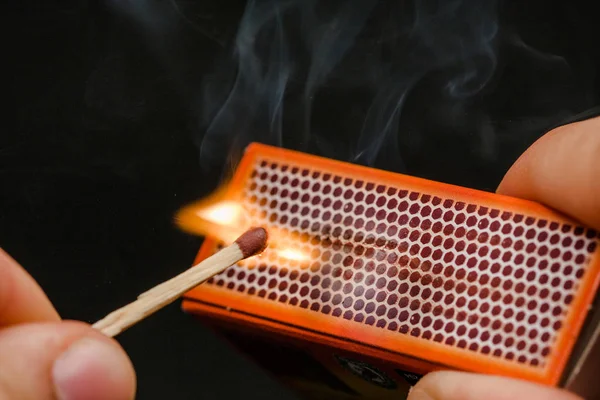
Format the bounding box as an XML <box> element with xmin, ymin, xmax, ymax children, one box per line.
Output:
<box><xmin>106</xmin><ymin>0</ymin><xmax>597</xmax><ymax>189</ymax></box>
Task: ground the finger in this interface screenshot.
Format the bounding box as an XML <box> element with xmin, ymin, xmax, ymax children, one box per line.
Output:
<box><xmin>0</xmin><ymin>248</ymin><xmax>60</xmax><ymax>326</ymax></box>
<box><xmin>408</xmin><ymin>371</ymin><xmax>582</xmax><ymax>400</ymax></box>
<box><xmin>497</xmin><ymin>116</ymin><xmax>600</xmax><ymax>230</ymax></box>
<box><xmin>0</xmin><ymin>320</ymin><xmax>136</xmax><ymax>400</ymax></box>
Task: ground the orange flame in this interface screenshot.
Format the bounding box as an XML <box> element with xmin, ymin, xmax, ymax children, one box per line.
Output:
<box><xmin>176</xmin><ymin>192</ymin><xmax>310</xmax><ymax>264</ymax></box>
<box><xmin>199</xmin><ymin>201</ymin><xmax>244</xmax><ymax>226</ymax></box>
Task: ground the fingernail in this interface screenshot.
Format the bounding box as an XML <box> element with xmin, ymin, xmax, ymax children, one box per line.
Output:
<box><xmin>53</xmin><ymin>338</ymin><xmax>135</xmax><ymax>400</ymax></box>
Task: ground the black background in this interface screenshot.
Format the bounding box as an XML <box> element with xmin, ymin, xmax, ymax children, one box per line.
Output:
<box><xmin>2</xmin><ymin>1</ymin><xmax>599</xmax><ymax>399</ymax></box>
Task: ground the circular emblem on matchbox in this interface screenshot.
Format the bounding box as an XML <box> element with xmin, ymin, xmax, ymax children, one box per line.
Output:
<box><xmin>335</xmin><ymin>355</ymin><xmax>397</xmax><ymax>390</ymax></box>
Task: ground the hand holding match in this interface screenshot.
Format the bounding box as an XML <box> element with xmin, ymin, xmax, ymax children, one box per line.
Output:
<box><xmin>92</xmin><ymin>227</ymin><xmax>268</xmax><ymax>337</ymax></box>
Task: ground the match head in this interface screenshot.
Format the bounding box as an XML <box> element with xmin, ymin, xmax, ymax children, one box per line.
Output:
<box><xmin>234</xmin><ymin>227</ymin><xmax>268</xmax><ymax>259</ymax></box>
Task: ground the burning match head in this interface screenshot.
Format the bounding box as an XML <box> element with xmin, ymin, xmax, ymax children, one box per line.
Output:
<box><xmin>234</xmin><ymin>227</ymin><xmax>268</xmax><ymax>259</ymax></box>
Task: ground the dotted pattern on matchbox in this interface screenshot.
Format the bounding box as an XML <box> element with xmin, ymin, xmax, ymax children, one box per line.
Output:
<box><xmin>206</xmin><ymin>159</ymin><xmax>600</xmax><ymax>368</ymax></box>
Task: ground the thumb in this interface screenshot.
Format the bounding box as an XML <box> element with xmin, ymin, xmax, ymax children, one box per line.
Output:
<box><xmin>407</xmin><ymin>371</ymin><xmax>581</xmax><ymax>400</ymax></box>
<box><xmin>0</xmin><ymin>321</ymin><xmax>136</xmax><ymax>400</ymax></box>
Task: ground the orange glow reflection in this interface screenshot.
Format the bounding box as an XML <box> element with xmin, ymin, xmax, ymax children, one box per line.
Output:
<box><xmin>176</xmin><ymin>195</ymin><xmax>310</xmax><ymax>264</ymax></box>
<box><xmin>276</xmin><ymin>248</ymin><xmax>310</xmax><ymax>262</ymax></box>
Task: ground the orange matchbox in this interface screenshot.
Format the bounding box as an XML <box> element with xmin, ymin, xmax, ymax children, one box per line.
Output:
<box><xmin>180</xmin><ymin>143</ymin><xmax>600</xmax><ymax>399</ymax></box>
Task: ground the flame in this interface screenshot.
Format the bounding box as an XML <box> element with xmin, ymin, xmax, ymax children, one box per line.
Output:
<box><xmin>197</xmin><ymin>201</ymin><xmax>244</xmax><ymax>227</ymax></box>
<box><xmin>277</xmin><ymin>248</ymin><xmax>310</xmax><ymax>262</ymax></box>
<box><xmin>176</xmin><ymin>194</ymin><xmax>310</xmax><ymax>264</ymax></box>
<box><xmin>175</xmin><ymin>188</ymin><xmax>250</xmax><ymax>243</ymax></box>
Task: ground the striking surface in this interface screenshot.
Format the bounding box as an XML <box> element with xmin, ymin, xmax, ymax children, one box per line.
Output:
<box><xmin>203</xmin><ymin>155</ymin><xmax>599</xmax><ymax>371</ymax></box>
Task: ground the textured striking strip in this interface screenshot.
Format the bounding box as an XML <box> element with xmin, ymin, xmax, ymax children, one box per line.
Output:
<box><xmin>204</xmin><ymin>156</ymin><xmax>599</xmax><ymax>370</ymax></box>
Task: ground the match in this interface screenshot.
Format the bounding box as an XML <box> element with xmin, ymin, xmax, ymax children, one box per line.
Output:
<box><xmin>92</xmin><ymin>227</ymin><xmax>268</xmax><ymax>337</ymax></box>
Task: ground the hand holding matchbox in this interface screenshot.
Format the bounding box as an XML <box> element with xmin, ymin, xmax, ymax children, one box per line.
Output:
<box><xmin>177</xmin><ymin>143</ymin><xmax>600</xmax><ymax>400</ymax></box>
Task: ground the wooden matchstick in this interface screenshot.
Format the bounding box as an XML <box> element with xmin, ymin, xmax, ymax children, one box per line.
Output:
<box><xmin>93</xmin><ymin>227</ymin><xmax>268</xmax><ymax>337</ymax></box>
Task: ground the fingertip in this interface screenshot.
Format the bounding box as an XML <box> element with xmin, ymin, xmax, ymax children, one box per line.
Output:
<box><xmin>0</xmin><ymin>248</ymin><xmax>60</xmax><ymax>326</ymax></box>
<box><xmin>0</xmin><ymin>321</ymin><xmax>136</xmax><ymax>400</ymax></box>
<box><xmin>406</xmin><ymin>373</ymin><xmax>438</xmax><ymax>400</ymax></box>
<box><xmin>407</xmin><ymin>371</ymin><xmax>459</xmax><ymax>400</ymax></box>
<box><xmin>53</xmin><ymin>335</ymin><xmax>137</xmax><ymax>400</ymax></box>
<box><xmin>408</xmin><ymin>371</ymin><xmax>582</xmax><ymax>400</ymax></box>
<box><xmin>497</xmin><ymin>116</ymin><xmax>600</xmax><ymax>231</ymax></box>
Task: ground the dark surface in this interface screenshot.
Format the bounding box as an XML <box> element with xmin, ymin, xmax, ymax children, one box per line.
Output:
<box><xmin>2</xmin><ymin>1</ymin><xmax>599</xmax><ymax>399</ymax></box>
